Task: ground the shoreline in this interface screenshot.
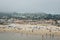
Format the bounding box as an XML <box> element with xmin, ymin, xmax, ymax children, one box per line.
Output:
<box><xmin>0</xmin><ymin>26</ymin><xmax>60</xmax><ymax>36</ymax></box>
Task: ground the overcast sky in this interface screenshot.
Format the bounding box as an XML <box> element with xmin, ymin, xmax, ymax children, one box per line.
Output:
<box><xmin>0</xmin><ymin>0</ymin><xmax>60</xmax><ymax>14</ymax></box>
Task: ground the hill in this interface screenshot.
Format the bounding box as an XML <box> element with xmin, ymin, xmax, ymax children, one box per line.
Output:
<box><xmin>0</xmin><ymin>12</ymin><xmax>60</xmax><ymax>20</ymax></box>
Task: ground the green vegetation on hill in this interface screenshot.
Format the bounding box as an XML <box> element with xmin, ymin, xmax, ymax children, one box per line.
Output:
<box><xmin>0</xmin><ymin>12</ymin><xmax>60</xmax><ymax>20</ymax></box>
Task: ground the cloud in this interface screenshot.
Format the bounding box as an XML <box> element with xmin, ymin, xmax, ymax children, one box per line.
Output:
<box><xmin>0</xmin><ymin>0</ymin><xmax>60</xmax><ymax>13</ymax></box>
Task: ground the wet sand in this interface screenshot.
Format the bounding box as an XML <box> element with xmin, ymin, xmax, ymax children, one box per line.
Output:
<box><xmin>0</xmin><ymin>32</ymin><xmax>60</xmax><ymax>40</ymax></box>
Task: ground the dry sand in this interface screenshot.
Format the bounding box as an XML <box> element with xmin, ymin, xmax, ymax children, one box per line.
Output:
<box><xmin>0</xmin><ymin>24</ymin><xmax>60</xmax><ymax>36</ymax></box>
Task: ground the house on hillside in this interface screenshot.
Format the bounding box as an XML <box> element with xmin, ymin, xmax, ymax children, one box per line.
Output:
<box><xmin>0</xmin><ymin>19</ymin><xmax>7</xmax><ymax>24</ymax></box>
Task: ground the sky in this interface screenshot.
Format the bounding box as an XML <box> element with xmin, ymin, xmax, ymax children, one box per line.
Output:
<box><xmin>0</xmin><ymin>0</ymin><xmax>60</xmax><ymax>14</ymax></box>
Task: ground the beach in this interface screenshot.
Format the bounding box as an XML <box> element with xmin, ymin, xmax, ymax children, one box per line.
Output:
<box><xmin>0</xmin><ymin>24</ymin><xmax>60</xmax><ymax>36</ymax></box>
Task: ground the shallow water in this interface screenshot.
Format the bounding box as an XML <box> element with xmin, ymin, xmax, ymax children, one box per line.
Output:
<box><xmin>0</xmin><ymin>32</ymin><xmax>60</xmax><ymax>40</ymax></box>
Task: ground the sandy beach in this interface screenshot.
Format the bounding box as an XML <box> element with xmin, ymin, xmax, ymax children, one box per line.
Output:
<box><xmin>0</xmin><ymin>24</ymin><xmax>60</xmax><ymax>36</ymax></box>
